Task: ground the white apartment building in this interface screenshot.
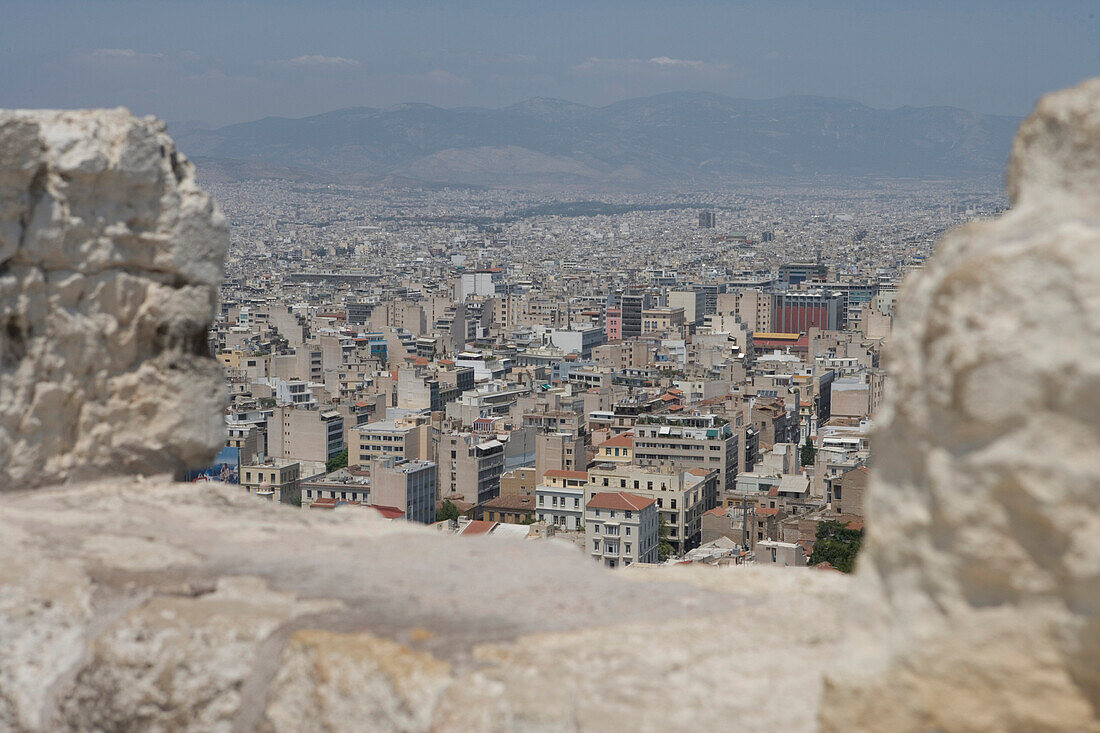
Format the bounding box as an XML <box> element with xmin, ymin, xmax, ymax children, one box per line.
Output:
<box><xmin>535</xmin><ymin>469</ymin><xmax>588</xmax><ymax>530</ymax></box>
<box><xmin>585</xmin><ymin>491</ymin><xmax>658</xmax><ymax>568</ymax></box>
<box><xmin>585</xmin><ymin>464</ymin><xmax>717</xmax><ymax>555</ymax></box>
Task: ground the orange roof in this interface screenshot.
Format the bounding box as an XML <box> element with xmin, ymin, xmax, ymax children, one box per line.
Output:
<box><xmin>757</xmin><ymin>507</ymin><xmax>779</xmax><ymax>516</ymax></box>
<box><xmin>460</xmin><ymin>520</ymin><xmax>496</xmax><ymax>536</ymax></box>
<box><xmin>544</xmin><ymin>469</ymin><xmax>589</xmax><ymax>480</ymax></box>
<box><xmin>600</xmin><ymin>433</ymin><xmax>634</xmax><ymax>449</ymax></box>
<box><xmin>413</xmin><ymin>357</ymin><xmax>430</xmax><ymax>366</ymax></box>
<box><xmin>369</xmin><ymin>505</ymin><xmax>406</xmax><ymax>519</ymax></box>
<box><xmin>686</xmin><ymin>468</ymin><xmax>711</xmax><ymax>476</ymax></box>
<box><xmin>587</xmin><ymin>491</ymin><xmax>655</xmax><ymax>511</ymax></box>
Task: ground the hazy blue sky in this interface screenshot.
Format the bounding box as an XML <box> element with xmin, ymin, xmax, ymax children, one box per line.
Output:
<box><xmin>1</xmin><ymin>0</ymin><xmax>1096</xmax><ymax>126</ymax></box>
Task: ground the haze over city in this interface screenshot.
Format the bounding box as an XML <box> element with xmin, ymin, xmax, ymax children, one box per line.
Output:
<box><xmin>2</xmin><ymin>0</ymin><xmax>1097</xmax><ymax>125</ymax></box>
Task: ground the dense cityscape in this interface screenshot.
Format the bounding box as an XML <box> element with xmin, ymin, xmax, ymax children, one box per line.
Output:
<box><xmin>204</xmin><ymin>175</ymin><xmax>1004</xmax><ymax>568</ymax></box>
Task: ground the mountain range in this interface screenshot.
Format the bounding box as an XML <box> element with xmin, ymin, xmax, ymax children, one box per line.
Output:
<box><xmin>172</xmin><ymin>92</ymin><xmax>1020</xmax><ymax>187</ymax></box>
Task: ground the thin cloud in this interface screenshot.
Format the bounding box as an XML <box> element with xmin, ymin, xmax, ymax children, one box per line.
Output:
<box><xmin>649</xmin><ymin>56</ymin><xmax>705</xmax><ymax>69</ymax></box>
<box><xmin>87</xmin><ymin>48</ymin><xmax>167</xmax><ymax>62</ymax></box>
<box><xmin>278</xmin><ymin>55</ymin><xmax>361</xmax><ymax>68</ymax></box>
<box><xmin>572</xmin><ymin>56</ymin><xmax>729</xmax><ymax>74</ymax></box>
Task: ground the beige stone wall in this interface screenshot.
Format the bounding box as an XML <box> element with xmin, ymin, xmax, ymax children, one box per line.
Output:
<box><xmin>820</xmin><ymin>79</ymin><xmax>1100</xmax><ymax>732</ymax></box>
<box><xmin>0</xmin><ymin>109</ymin><xmax>226</xmax><ymax>489</ymax></box>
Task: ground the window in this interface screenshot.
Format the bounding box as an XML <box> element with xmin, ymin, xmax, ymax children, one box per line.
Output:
<box><xmin>593</xmin><ymin>540</ymin><xmax>600</xmax><ymax>550</ymax></box>
<box><xmin>625</xmin><ymin>511</ymin><xmax>632</xmax><ymax>519</ymax></box>
<box><xmin>610</xmin><ymin>510</ymin><xmax>615</xmax><ymax>518</ymax></box>
<box><xmin>625</xmin><ymin>526</ymin><xmax>631</xmax><ymax>536</ymax></box>
<box><xmin>594</xmin><ymin>524</ymin><xmax>600</xmax><ymax>533</ymax></box>
<box><xmin>671</xmin><ymin>499</ymin><xmax>677</xmax><ymax>510</ymax></box>
<box><xmin>625</xmin><ymin>543</ymin><xmax>631</xmax><ymax>554</ymax></box>
<box><xmin>573</xmin><ymin>498</ymin><xmax>580</xmax><ymax>508</ymax></box>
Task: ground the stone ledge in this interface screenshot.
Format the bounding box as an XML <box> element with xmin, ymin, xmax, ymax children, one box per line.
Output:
<box><xmin>1</xmin><ymin>479</ymin><xmax>848</xmax><ymax>731</ymax></box>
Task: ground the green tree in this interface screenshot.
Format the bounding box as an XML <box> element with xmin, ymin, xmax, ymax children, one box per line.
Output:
<box><xmin>658</xmin><ymin>515</ymin><xmax>674</xmax><ymax>561</ymax></box>
<box><xmin>437</xmin><ymin>499</ymin><xmax>460</xmax><ymax>523</ymax></box>
<box><xmin>326</xmin><ymin>449</ymin><xmax>348</xmax><ymax>473</ymax></box>
<box><xmin>800</xmin><ymin>436</ymin><xmax>816</xmax><ymax>467</ymax></box>
<box><xmin>809</xmin><ymin>520</ymin><xmax>863</xmax><ymax>572</ymax></box>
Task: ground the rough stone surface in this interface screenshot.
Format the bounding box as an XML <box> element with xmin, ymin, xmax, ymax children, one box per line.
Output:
<box><xmin>0</xmin><ymin>479</ymin><xmax>848</xmax><ymax>732</ymax></box>
<box><xmin>820</xmin><ymin>78</ymin><xmax>1100</xmax><ymax>732</ymax></box>
<box><xmin>0</xmin><ymin>109</ymin><xmax>226</xmax><ymax>490</ymax></box>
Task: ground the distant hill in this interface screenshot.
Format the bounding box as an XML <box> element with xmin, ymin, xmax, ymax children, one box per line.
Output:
<box><xmin>171</xmin><ymin>92</ymin><xmax>1019</xmax><ymax>186</ymax></box>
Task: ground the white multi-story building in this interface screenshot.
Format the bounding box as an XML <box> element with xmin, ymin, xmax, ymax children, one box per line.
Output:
<box><xmin>535</xmin><ymin>469</ymin><xmax>588</xmax><ymax>530</ymax></box>
<box><xmin>586</xmin><ymin>464</ymin><xmax>717</xmax><ymax>555</ymax></box>
<box><xmin>585</xmin><ymin>491</ymin><xmax>658</xmax><ymax>568</ymax></box>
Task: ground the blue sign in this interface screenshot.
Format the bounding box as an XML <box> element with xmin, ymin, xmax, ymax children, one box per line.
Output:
<box><xmin>185</xmin><ymin>446</ymin><xmax>239</xmax><ymax>484</ymax></box>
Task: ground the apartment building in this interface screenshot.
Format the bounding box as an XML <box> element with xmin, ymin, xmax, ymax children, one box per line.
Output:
<box><xmin>370</xmin><ymin>457</ymin><xmax>438</xmax><ymax>525</ymax></box>
<box><xmin>535</xmin><ymin>469</ymin><xmax>588</xmax><ymax>530</ymax></box>
<box><xmin>301</xmin><ymin>466</ymin><xmax>371</xmax><ymax>507</ymax></box>
<box><xmin>396</xmin><ymin>364</ymin><xmax>475</xmax><ymax>412</ymax></box>
<box><xmin>349</xmin><ymin>412</ymin><xmax>433</xmax><ymax>467</ymax></box>
<box><xmin>594</xmin><ymin>431</ymin><xmax>634</xmax><ymax>464</ymax></box>
<box><xmin>241</xmin><ymin>459</ymin><xmax>301</xmax><ymax>505</ymax></box>
<box><xmin>584</xmin><ymin>491</ymin><xmax>659</xmax><ymax>568</ymax></box>
<box><xmin>631</xmin><ymin>414</ymin><xmax>738</xmax><ymax>495</ymax></box>
<box><xmin>641</xmin><ymin>306</ymin><xmax>685</xmax><ymax>334</ymax></box>
<box><xmin>265</xmin><ymin>405</ymin><xmax>344</xmax><ymax>463</ymax></box>
<box><xmin>439</xmin><ymin>432</ymin><xmax>505</xmax><ymax>505</ymax></box>
<box><xmin>535</xmin><ymin>431</ymin><xmax>584</xmax><ymax>477</ymax></box>
<box><xmin>585</xmin><ymin>464</ymin><xmax>717</xmax><ymax>555</ymax></box>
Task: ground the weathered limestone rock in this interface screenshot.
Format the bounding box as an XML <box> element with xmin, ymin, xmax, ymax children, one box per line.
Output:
<box><xmin>820</xmin><ymin>78</ymin><xmax>1100</xmax><ymax>731</ymax></box>
<box><xmin>0</xmin><ymin>109</ymin><xmax>226</xmax><ymax>490</ymax></box>
<box><xmin>0</xmin><ymin>479</ymin><xmax>849</xmax><ymax>731</ymax></box>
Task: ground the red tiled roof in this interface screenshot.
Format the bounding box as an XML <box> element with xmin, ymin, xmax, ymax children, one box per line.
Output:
<box><xmin>364</xmin><ymin>505</ymin><xmax>403</xmax><ymax>519</ymax></box>
<box><xmin>460</xmin><ymin>520</ymin><xmax>496</xmax><ymax>536</ymax></box>
<box><xmin>600</xmin><ymin>433</ymin><xmax>634</xmax><ymax>449</ymax></box>
<box><xmin>586</xmin><ymin>491</ymin><xmax>654</xmax><ymax>511</ymax></box>
<box><xmin>756</xmin><ymin>507</ymin><xmax>780</xmax><ymax>516</ymax></box>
